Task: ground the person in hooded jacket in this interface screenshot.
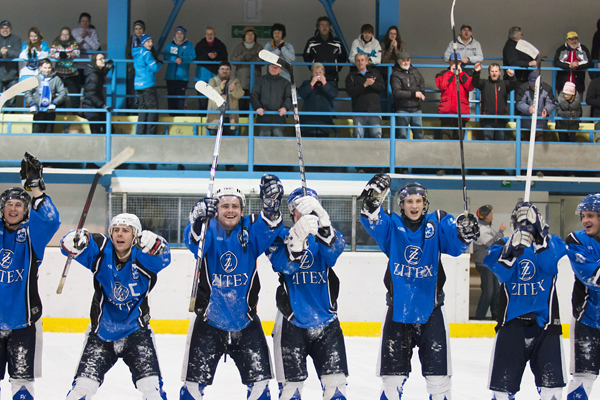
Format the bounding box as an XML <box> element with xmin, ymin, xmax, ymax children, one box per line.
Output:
<box><xmin>125</xmin><ymin>20</ymin><xmax>148</xmax><ymax>110</ymax></box>
<box><xmin>82</xmin><ymin>53</ymin><xmax>114</xmax><ymax>134</ymax></box>
<box><xmin>133</xmin><ymin>34</ymin><xmax>162</xmax><ymax>134</ymax></box>
<box><xmin>49</xmin><ymin>27</ymin><xmax>80</xmax><ymax>108</ymax></box>
<box><xmin>163</xmin><ymin>26</ymin><xmax>195</xmax><ymax>115</ymax></box>
<box><xmin>349</xmin><ymin>24</ymin><xmax>381</xmax><ymax>65</ymax></box>
<box><xmin>230</xmin><ymin>26</ymin><xmax>262</xmax><ymax>111</ymax></box>
<box><xmin>24</xmin><ymin>58</ymin><xmax>66</xmax><ymax>133</ymax></box>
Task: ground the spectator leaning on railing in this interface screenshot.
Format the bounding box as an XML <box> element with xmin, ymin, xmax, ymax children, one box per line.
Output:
<box><xmin>50</xmin><ymin>27</ymin><xmax>81</xmax><ymax>108</ymax></box>
<box><xmin>25</xmin><ymin>58</ymin><xmax>67</xmax><ymax>134</ymax></box>
<box><xmin>164</xmin><ymin>26</ymin><xmax>196</xmax><ymax>116</ymax></box>
<box><xmin>0</xmin><ymin>20</ymin><xmax>21</xmax><ymax>107</ymax></box>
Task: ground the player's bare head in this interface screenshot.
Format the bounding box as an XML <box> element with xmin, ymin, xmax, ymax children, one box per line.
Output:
<box><xmin>577</xmin><ymin>194</ymin><xmax>600</xmax><ymax>237</ymax></box>
<box><xmin>397</xmin><ymin>182</ymin><xmax>429</xmax><ymax>220</ymax></box>
<box><xmin>109</xmin><ymin>213</ymin><xmax>141</xmax><ymax>259</ymax></box>
<box><xmin>0</xmin><ymin>187</ymin><xmax>31</xmax><ymax>228</ymax></box>
<box><xmin>215</xmin><ymin>187</ymin><xmax>245</xmax><ymax>230</ymax></box>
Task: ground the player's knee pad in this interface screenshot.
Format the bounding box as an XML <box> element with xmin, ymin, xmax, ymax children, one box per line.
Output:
<box><xmin>567</xmin><ymin>373</ymin><xmax>596</xmax><ymax>400</ymax></box>
<box><xmin>321</xmin><ymin>373</ymin><xmax>347</xmax><ymax>400</ymax></box>
<box><xmin>180</xmin><ymin>381</ymin><xmax>206</xmax><ymax>400</ymax></box>
<box><xmin>10</xmin><ymin>379</ymin><xmax>34</xmax><ymax>400</ymax></box>
<box><xmin>247</xmin><ymin>379</ymin><xmax>270</xmax><ymax>400</ymax></box>
<box><xmin>491</xmin><ymin>391</ymin><xmax>516</xmax><ymax>400</ymax></box>
<box><xmin>425</xmin><ymin>375</ymin><xmax>451</xmax><ymax>400</ymax></box>
<box><xmin>65</xmin><ymin>377</ymin><xmax>100</xmax><ymax>400</ymax></box>
<box><xmin>137</xmin><ymin>376</ymin><xmax>167</xmax><ymax>400</ymax></box>
<box><xmin>279</xmin><ymin>381</ymin><xmax>303</xmax><ymax>400</ymax></box>
<box><xmin>380</xmin><ymin>375</ymin><xmax>407</xmax><ymax>400</ymax></box>
<box><xmin>537</xmin><ymin>387</ymin><xmax>563</xmax><ymax>400</ymax></box>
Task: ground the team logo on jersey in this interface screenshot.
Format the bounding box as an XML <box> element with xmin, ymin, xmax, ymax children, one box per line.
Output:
<box><xmin>238</xmin><ymin>227</ymin><xmax>249</xmax><ymax>247</ymax></box>
<box><xmin>425</xmin><ymin>221</ymin><xmax>436</xmax><ymax>239</ymax></box>
<box><xmin>574</xmin><ymin>253</ymin><xmax>586</xmax><ymax>264</ymax></box>
<box><xmin>519</xmin><ymin>259</ymin><xmax>536</xmax><ymax>281</ymax></box>
<box><xmin>0</xmin><ymin>249</ymin><xmax>14</xmax><ymax>269</ymax></box>
<box><xmin>113</xmin><ymin>282</ymin><xmax>130</xmax><ymax>302</ymax></box>
<box><xmin>404</xmin><ymin>245</ymin><xmax>423</xmax><ymax>265</ymax></box>
<box><xmin>220</xmin><ymin>251</ymin><xmax>238</xmax><ymax>273</ymax></box>
<box><xmin>299</xmin><ymin>249</ymin><xmax>315</xmax><ymax>270</ymax></box>
<box><xmin>131</xmin><ymin>264</ymin><xmax>139</xmax><ymax>280</ymax></box>
<box><xmin>16</xmin><ymin>228</ymin><xmax>26</xmax><ymax>243</ymax></box>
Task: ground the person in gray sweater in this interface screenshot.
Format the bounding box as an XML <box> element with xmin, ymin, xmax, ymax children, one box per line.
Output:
<box><xmin>250</xmin><ymin>63</ymin><xmax>292</xmax><ymax>136</ymax></box>
<box><xmin>472</xmin><ymin>205</ymin><xmax>506</xmax><ymax>320</ymax></box>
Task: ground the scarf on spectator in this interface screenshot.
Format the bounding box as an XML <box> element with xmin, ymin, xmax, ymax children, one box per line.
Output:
<box><xmin>39</xmin><ymin>76</ymin><xmax>52</xmax><ymax>111</ymax></box>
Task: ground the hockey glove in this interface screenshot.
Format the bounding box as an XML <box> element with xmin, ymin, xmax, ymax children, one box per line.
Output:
<box><xmin>29</xmin><ymin>105</ymin><xmax>38</xmax><ymax>114</ymax></box>
<box><xmin>456</xmin><ymin>213</ymin><xmax>480</xmax><ymax>242</ymax></box>
<box><xmin>295</xmin><ymin>196</ymin><xmax>331</xmax><ymax>228</ymax></box>
<box><xmin>190</xmin><ymin>197</ymin><xmax>219</xmax><ymax>233</ymax></box>
<box><xmin>501</xmin><ymin>225</ymin><xmax>534</xmax><ymax>261</ymax></box>
<box><xmin>61</xmin><ymin>229</ymin><xmax>91</xmax><ymax>257</ymax></box>
<box><xmin>138</xmin><ymin>230</ymin><xmax>166</xmax><ymax>256</ymax></box>
<box><xmin>20</xmin><ymin>152</ymin><xmax>46</xmax><ymax>191</ymax></box>
<box><xmin>260</xmin><ymin>174</ymin><xmax>284</xmax><ymax>218</ymax></box>
<box><xmin>511</xmin><ymin>201</ymin><xmax>548</xmax><ymax>243</ymax></box>
<box><xmin>359</xmin><ymin>173</ymin><xmax>390</xmax><ymax>221</ymax></box>
<box><xmin>285</xmin><ymin>215</ymin><xmax>319</xmax><ymax>253</ymax></box>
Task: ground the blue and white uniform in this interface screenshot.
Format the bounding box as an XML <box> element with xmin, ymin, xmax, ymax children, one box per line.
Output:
<box><xmin>164</xmin><ymin>39</ymin><xmax>196</xmax><ymax>82</ymax></box>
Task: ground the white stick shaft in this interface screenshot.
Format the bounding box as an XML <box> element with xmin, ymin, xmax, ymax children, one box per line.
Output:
<box><xmin>524</xmin><ymin>76</ymin><xmax>541</xmax><ymax>202</ymax></box>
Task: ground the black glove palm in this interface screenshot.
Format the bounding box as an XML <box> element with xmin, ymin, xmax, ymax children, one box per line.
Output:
<box><xmin>20</xmin><ymin>152</ymin><xmax>46</xmax><ymax>191</ymax></box>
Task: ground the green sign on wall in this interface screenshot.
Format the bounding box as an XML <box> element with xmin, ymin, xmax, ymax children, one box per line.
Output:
<box><xmin>231</xmin><ymin>25</ymin><xmax>272</xmax><ymax>40</ymax></box>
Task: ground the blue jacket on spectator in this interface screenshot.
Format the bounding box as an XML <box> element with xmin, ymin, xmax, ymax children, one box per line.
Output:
<box><xmin>133</xmin><ymin>46</ymin><xmax>162</xmax><ymax>90</ymax></box>
<box><xmin>164</xmin><ymin>39</ymin><xmax>195</xmax><ymax>82</ymax></box>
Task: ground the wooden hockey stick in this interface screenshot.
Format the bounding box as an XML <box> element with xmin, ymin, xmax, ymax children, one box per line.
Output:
<box><xmin>0</xmin><ymin>77</ymin><xmax>38</xmax><ymax>111</ymax></box>
<box><xmin>56</xmin><ymin>146</ymin><xmax>135</xmax><ymax>294</ymax></box>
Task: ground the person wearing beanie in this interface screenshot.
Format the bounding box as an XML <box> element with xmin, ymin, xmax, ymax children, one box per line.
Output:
<box><xmin>125</xmin><ymin>20</ymin><xmax>148</xmax><ymax>109</ymax></box>
<box><xmin>517</xmin><ymin>72</ymin><xmax>555</xmax><ymax>141</ymax></box>
<box><xmin>0</xmin><ymin>20</ymin><xmax>22</xmax><ymax>107</ymax></box>
<box><xmin>194</xmin><ymin>26</ymin><xmax>228</xmax><ymax>113</ymax></box>
<box><xmin>472</xmin><ymin>205</ymin><xmax>505</xmax><ymax>320</ymax></box>
<box><xmin>556</xmin><ymin>81</ymin><xmax>582</xmax><ymax>142</ymax></box>
<box><xmin>390</xmin><ymin>52</ymin><xmax>425</xmax><ymax>139</ymax></box>
<box><xmin>263</xmin><ymin>23</ymin><xmax>295</xmax><ymax>82</ymax></box>
<box><xmin>164</xmin><ymin>25</ymin><xmax>196</xmax><ymax>115</ymax></box>
<box><xmin>133</xmin><ymin>34</ymin><xmax>162</xmax><ymax>134</ymax></box>
<box><xmin>554</xmin><ymin>31</ymin><xmax>591</xmax><ymax>94</ymax></box>
<box><xmin>230</xmin><ymin>25</ymin><xmax>262</xmax><ymax>110</ymax></box>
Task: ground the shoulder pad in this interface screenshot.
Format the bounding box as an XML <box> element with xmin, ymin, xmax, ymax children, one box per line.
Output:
<box><xmin>565</xmin><ymin>232</ymin><xmax>582</xmax><ymax>246</ymax></box>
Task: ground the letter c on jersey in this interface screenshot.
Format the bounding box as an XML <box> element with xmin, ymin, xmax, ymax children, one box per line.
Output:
<box><xmin>220</xmin><ymin>251</ymin><xmax>238</xmax><ymax>273</ymax></box>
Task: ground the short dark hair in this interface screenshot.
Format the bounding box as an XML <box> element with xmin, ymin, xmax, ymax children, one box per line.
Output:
<box><xmin>39</xmin><ymin>58</ymin><xmax>52</xmax><ymax>67</ymax></box>
<box><xmin>361</xmin><ymin>24</ymin><xmax>374</xmax><ymax>34</ymax></box>
<box><xmin>219</xmin><ymin>61</ymin><xmax>232</xmax><ymax>69</ymax></box>
<box><xmin>79</xmin><ymin>12</ymin><xmax>91</xmax><ymax>22</ymax></box>
<box><xmin>317</xmin><ymin>16</ymin><xmax>331</xmax><ymax>27</ymax></box>
<box><xmin>489</xmin><ymin>63</ymin><xmax>501</xmax><ymax>70</ymax></box>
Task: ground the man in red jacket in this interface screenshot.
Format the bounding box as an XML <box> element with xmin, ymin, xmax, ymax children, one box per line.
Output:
<box><xmin>435</xmin><ymin>52</ymin><xmax>474</xmax><ymax>140</ymax></box>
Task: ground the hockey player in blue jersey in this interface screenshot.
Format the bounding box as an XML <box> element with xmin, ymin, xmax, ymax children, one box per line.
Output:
<box><xmin>60</xmin><ymin>213</ymin><xmax>171</xmax><ymax>400</ymax></box>
<box><xmin>359</xmin><ymin>174</ymin><xmax>479</xmax><ymax>400</ymax></box>
<box><xmin>483</xmin><ymin>201</ymin><xmax>567</xmax><ymax>400</ymax></box>
<box><xmin>0</xmin><ymin>152</ymin><xmax>60</xmax><ymax>400</ymax></box>
<box><xmin>266</xmin><ymin>187</ymin><xmax>348</xmax><ymax>400</ymax></box>
<box><xmin>565</xmin><ymin>194</ymin><xmax>600</xmax><ymax>400</ymax></box>
<box><xmin>180</xmin><ymin>175</ymin><xmax>284</xmax><ymax>400</ymax></box>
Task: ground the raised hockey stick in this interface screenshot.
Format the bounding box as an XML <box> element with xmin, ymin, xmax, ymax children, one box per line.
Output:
<box><xmin>0</xmin><ymin>77</ymin><xmax>38</xmax><ymax>111</ymax></box>
<box><xmin>523</xmin><ymin>55</ymin><xmax>544</xmax><ymax>202</ymax></box>
<box><xmin>56</xmin><ymin>146</ymin><xmax>135</xmax><ymax>294</ymax></box>
<box><xmin>189</xmin><ymin>81</ymin><xmax>226</xmax><ymax>312</ymax></box>
<box><xmin>450</xmin><ymin>0</ymin><xmax>468</xmax><ymax>215</ymax></box>
<box><xmin>259</xmin><ymin>49</ymin><xmax>307</xmax><ymax>196</ymax></box>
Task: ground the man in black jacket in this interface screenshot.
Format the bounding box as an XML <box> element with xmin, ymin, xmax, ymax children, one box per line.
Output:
<box><xmin>554</xmin><ymin>31</ymin><xmax>592</xmax><ymax>95</ymax></box>
<box><xmin>587</xmin><ymin>76</ymin><xmax>600</xmax><ymax>142</ymax></box>
<box><xmin>472</xmin><ymin>62</ymin><xmax>518</xmax><ymax>140</ymax></box>
<box><xmin>250</xmin><ymin>64</ymin><xmax>292</xmax><ymax>136</ymax></box>
<box><xmin>345</xmin><ymin>53</ymin><xmax>384</xmax><ymax>138</ymax></box>
<box><xmin>302</xmin><ymin>16</ymin><xmax>347</xmax><ymax>84</ymax></box>
<box><xmin>195</xmin><ymin>26</ymin><xmax>228</xmax><ymax>112</ymax></box>
<box><xmin>0</xmin><ymin>21</ymin><xmax>21</xmax><ymax>108</ymax></box>
<box><xmin>502</xmin><ymin>26</ymin><xmax>537</xmax><ymax>83</ymax></box>
<box><xmin>390</xmin><ymin>52</ymin><xmax>425</xmax><ymax>139</ymax></box>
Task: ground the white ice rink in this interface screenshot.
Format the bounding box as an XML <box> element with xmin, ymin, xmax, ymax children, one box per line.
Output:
<box><xmin>1</xmin><ymin>333</ymin><xmax>584</xmax><ymax>400</ymax></box>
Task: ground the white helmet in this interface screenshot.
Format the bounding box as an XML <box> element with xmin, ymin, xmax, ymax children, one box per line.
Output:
<box><xmin>214</xmin><ymin>187</ymin><xmax>246</xmax><ymax>208</ymax></box>
<box><xmin>109</xmin><ymin>213</ymin><xmax>142</xmax><ymax>238</ymax></box>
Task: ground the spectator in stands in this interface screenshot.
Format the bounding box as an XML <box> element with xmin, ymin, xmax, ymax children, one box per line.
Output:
<box><xmin>554</xmin><ymin>31</ymin><xmax>592</xmax><ymax>95</ymax></box>
<box><xmin>443</xmin><ymin>24</ymin><xmax>483</xmax><ymax>75</ymax></box>
<box><xmin>264</xmin><ymin>23</ymin><xmax>295</xmax><ymax>82</ymax></box>
<box><xmin>587</xmin><ymin>76</ymin><xmax>600</xmax><ymax>142</ymax></box>
<box><xmin>435</xmin><ymin>53</ymin><xmax>474</xmax><ymax>140</ymax></box>
<box><xmin>25</xmin><ymin>58</ymin><xmax>66</xmax><ymax>133</ymax></box>
<box><xmin>472</xmin><ymin>62</ymin><xmax>518</xmax><ymax>140</ymax></box>
<box><xmin>72</xmin><ymin>12</ymin><xmax>100</xmax><ymax>59</ymax></box>
<box><xmin>125</xmin><ymin>20</ymin><xmax>147</xmax><ymax>109</ymax></box>
<box><xmin>82</xmin><ymin>53</ymin><xmax>113</xmax><ymax>134</ymax></box>
<box><xmin>230</xmin><ymin>26</ymin><xmax>262</xmax><ymax>111</ymax></box>
<box><xmin>50</xmin><ymin>27</ymin><xmax>80</xmax><ymax>108</ymax></box>
<box><xmin>133</xmin><ymin>34</ymin><xmax>162</xmax><ymax>134</ymax></box>
<box><xmin>390</xmin><ymin>52</ymin><xmax>425</xmax><ymax>139</ymax></box>
<box><xmin>502</xmin><ymin>26</ymin><xmax>537</xmax><ymax>83</ymax></box>
<box><xmin>0</xmin><ymin>20</ymin><xmax>21</xmax><ymax>108</ymax></box>
<box><xmin>346</xmin><ymin>52</ymin><xmax>385</xmax><ymax>138</ymax></box>
<box><xmin>591</xmin><ymin>19</ymin><xmax>600</xmax><ymax>80</ymax></box>
<box><xmin>349</xmin><ymin>24</ymin><xmax>381</xmax><ymax>65</ymax></box>
<box><xmin>164</xmin><ymin>26</ymin><xmax>195</xmax><ymax>115</ymax></box>
<box><xmin>297</xmin><ymin>62</ymin><xmax>338</xmax><ymax>137</ymax></box>
<box><xmin>250</xmin><ymin>63</ymin><xmax>292</xmax><ymax>136</ymax></box>
<box><xmin>194</xmin><ymin>26</ymin><xmax>228</xmax><ymax>112</ymax></box>
<box><xmin>555</xmin><ymin>82</ymin><xmax>582</xmax><ymax>142</ymax></box>
<box><xmin>381</xmin><ymin>26</ymin><xmax>406</xmax><ymax>65</ymax></box>
<box><xmin>302</xmin><ymin>16</ymin><xmax>347</xmax><ymax>84</ymax></box>
<box><xmin>517</xmin><ymin>72</ymin><xmax>555</xmax><ymax>141</ymax></box>
<box><xmin>18</xmin><ymin>27</ymin><xmax>49</xmax><ymax>81</ymax></box>
<box><xmin>207</xmin><ymin>61</ymin><xmax>244</xmax><ymax>136</ymax></box>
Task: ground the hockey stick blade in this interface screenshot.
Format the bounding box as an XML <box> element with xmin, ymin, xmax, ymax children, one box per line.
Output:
<box><xmin>194</xmin><ymin>81</ymin><xmax>225</xmax><ymax>108</ymax></box>
<box><xmin>258</xmin><ymin>49</ymin><xmax>282</xmax><ymax>67</ymax></box>
<box><xmin>98</xmin><ymin>146</ymin><xmax>135</xmax><ymax>176</ymax></box>
<box><xmin>0</xmin><ymin>77</ymin><xmax>38</xmax><ymax>111</ymax></box>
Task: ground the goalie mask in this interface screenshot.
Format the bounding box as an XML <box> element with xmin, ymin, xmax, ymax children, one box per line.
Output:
<box><xmin>576</xmin><ymin>194</ymin><xmax>600</xmax><ymax>218</ymax></box>
<box><xmin>0</xmin><ymin>187</ymin><xmax>32</xmax><ymax>226</ymax></box>
<box><xmin>214</xmin><ymin>187</ymin><xmax>246</xmax><ymax>209</ymax></box>
<box><xmin>396</xmin><ymin>182</ymin><xmax>429</xmax><ymax>216</ymax></box>
<box><xmin>287</xmin><ymin>187</ymin><xmax>319</xmax><ymax>215</ymax></box>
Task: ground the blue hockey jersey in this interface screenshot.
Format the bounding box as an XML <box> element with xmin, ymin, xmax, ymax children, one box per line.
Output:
<box><xmin>0</xmin><ymin>194</ymin><xmax>60</xmax><ymax>330</ymax></box>
<box><xmin>185</xmin><ymin>213</ymin><xmax>283</xmax><ymax>332</ymax></box>
<box><xmin>566</xmin><ymin>230</ymin><xmax>600</xmax><ymax>329</ymax></box>
<box><xmin>360</xmin><ymin>208</ymin><xmax>469</xmax><ymax>324</ymax></box>
<box><xmin>60</xmin><ymin>232</ymin><xmax>171</xmax><ymax>342</ymax></box>
<box><xmin>484</xmin><ymin>234</ymin><xmax>566</xmax><ymax>330</ymax></box>
<box><xmin>266</xmin><ymin>227</ymin><xmax>345</xmax><ymax>329</ymax></box>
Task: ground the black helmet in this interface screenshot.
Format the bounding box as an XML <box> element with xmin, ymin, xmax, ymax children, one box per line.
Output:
<box><xmin>0</xmin><ymin>187</ymin><xmax>31</xmax><ymax>225</ymax></box>
<box><xmin>396</xmin><ymin>182</ymin><xmax>429</xmax><ymax>216</ymax></box>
